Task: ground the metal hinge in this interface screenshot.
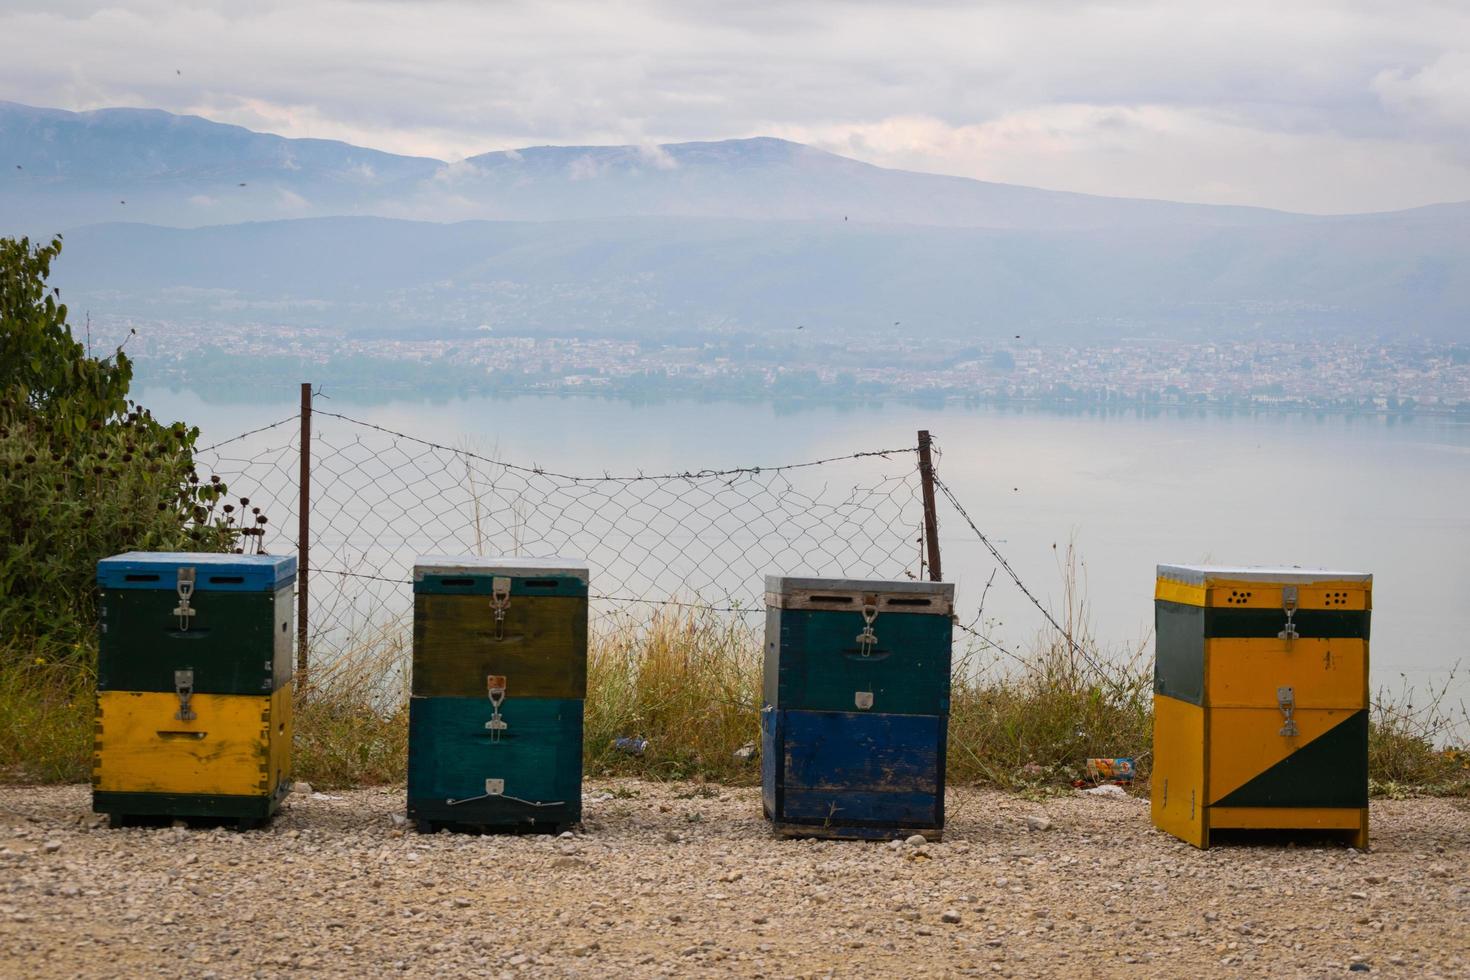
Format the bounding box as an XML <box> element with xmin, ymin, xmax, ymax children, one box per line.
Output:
<box><xmin>173</xmin><ymin>567</ymin><xmax>197</xmax><ymax>631</ymax></box>
<box><xmin>854</xmin><ymin>593</ymin><xmax>879</xmax><ymax>657</ymax></box>
<box><xmin>485</xmin><ymin>674</ymin><xmax>508</xmax><ymax>741</ymax></box>
<box><xmin>1278</xmin><ymin>685</ymin><xmax>1298</xmax><ymax>737</ymax></box>
<box><xmin>489</xmin><ymin>576</ymin><xmax>511</xmax><ymax>640</ymax></box>
<box><xmin>1277</xmin><ymin>585</ymin><xmax>1299</xmax><ymax>642</ymax></box>
<box><xmin>174</xmin><ymin>669</ymin><xmax>196</xmax><ymax>722</ymax></box>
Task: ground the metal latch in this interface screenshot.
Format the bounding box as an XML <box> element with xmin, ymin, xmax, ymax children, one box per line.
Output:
<box><xmin>483</xmin><ymin>778</ymin><xmax>504</xmax><ymax>796</ymax></box>
<box><xmin>855</xmin><ymin>691</ymin><xmax>874</xmax><ymax>710</ymax></box>
<box><xmin>855</xmin><ymin>594</ymin><xmax>879</xmax><ymax>657</ymax></box>
<box><xmin>173</xmin><ymin>567</ymin><xmax>197</xmax><ymax>631</ymax></box>
<box><xmin>489</xmin><ymin>576</ymin><xmax>512</xmax><ymax>640</ymax></box>
<box><xmin>485</xmin><ymin>674</ymin><xmax>508</xmax><ymax>740</ymax></box>
<box><xmin>174</xmin><ymin>669</ymin><xmax>196</xmax><ymax>722</ymax></box>
<box><xmin>1277</xmin><ymin>685</ymin><xmax>1298</xmax><ymax>737</ymax></box>
<box><xmin>1277</xmin><ymin>585</ymin><xmax>1299</xmax><ymax>642</ymax></box>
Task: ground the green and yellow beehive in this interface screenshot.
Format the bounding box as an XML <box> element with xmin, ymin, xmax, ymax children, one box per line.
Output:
<box><xmin>1152</xmin><ymin>564</ymin><xmax>1371</xmax><ymax>849</ymax></box>
<box><xmin>93</xmin><ymin>552</ymin><xmax>296</xmax><ymax>827</ymax></box>
<box><xmin>407</xmin><ymin>555</ymin><xmax>588</xmax><ymax>833</ymax></box>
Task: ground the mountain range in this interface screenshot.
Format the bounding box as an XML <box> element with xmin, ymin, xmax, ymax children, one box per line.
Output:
<box><xmin>2</xmin><ymin>100</ymin><xmax>1467</xmax><ymax>339</ymax></box>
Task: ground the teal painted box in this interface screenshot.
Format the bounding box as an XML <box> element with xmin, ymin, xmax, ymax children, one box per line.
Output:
<box><xmin>407</xmin><ymin>555</ymin><xmax>589</xmax><ymax>832</ymax></box>
<box><xmin>762</xmin><ymin>575</ymin><xmax>955</xmax><ymax>840</ymax></box>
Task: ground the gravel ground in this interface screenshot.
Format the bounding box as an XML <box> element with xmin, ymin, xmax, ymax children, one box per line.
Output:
<box><xmin>1</xmin><ymin>781</ymin><xmax>1467</xmax><ymax>978</ymax></box>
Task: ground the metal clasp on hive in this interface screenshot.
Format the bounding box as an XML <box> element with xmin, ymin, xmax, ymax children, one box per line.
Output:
<box><xmin>174</xmin><ymin>669</ymin><xmax>196</xmax><ymax>722</ymax></box>
<box><xmin>1277</xmin><ymin>685</ymin><xmax>1298</xmax><ymax>737</ymax></box>
<box><xmin>485</xmin><ymin>674</ymin><xmax>508</xmax><ymax>741</ymax></box>
<box><xmin>1277</xmin><ymin>585</ymin><xmax>1300</xmax><ymax>643</ymax></box>
<box><xmin>173</xmin><ymin>567</ymin><xmax>197</xmax><ymax>631</ymax></box>
<box><xmin>854</xmin><ymin>594</ymin><xmax>879</xmax><ymax>658</ymax></box>
<box><xmin>489</xmin><ymin>576</ymin><xmax>512</xmax><ymax>640</ymax></box>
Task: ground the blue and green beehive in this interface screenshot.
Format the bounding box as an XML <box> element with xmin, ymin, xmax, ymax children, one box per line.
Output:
<box><xmin>93</xmin><ymin>551</ymin><xmax>296</xmax><ymax>828</ymax></box>
<box><xmin>407</xmin><ymin>555</ymin><xmax>588</xmax><ymax>832</ymax></box>
<box><xmin>761</xmin><ymin>575</ymin><xmax>955</xmax><ymax>840</ymax></box>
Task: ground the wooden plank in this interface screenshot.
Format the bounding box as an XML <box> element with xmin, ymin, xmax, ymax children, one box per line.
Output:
<box><xmin>1207</xmin><ymin>806</ymin><xmax>1366</xmax><ymax>830</ymax></box>
<box><xmin>769</xmin><ymin>608</ymin><xmax>952</xmax><ymax>715</ymax></box>
<box><xmin>412</xmin><ymin>593</ymin><xmax>587</xmax><ymax>698</ymax></box>
<box><xmin>1151</xmin><ymin>694</ymin><xmax>1208</xmax><ymax>848</ymax></box>
<box><xmin>94</xmin><ymin>691</ymin><xmax>273</xmax><ymax>796</ymax></box>
<box><xmin>99</xmin><ymin>588</ymin><xmax>290</xmax><ymax>694</ymax></box>
<box><xmin>1208</xmin><ymin>706</ymin><xmax>1366</xmax><ymax>805</ymax></box>
<box><xmin>1207</xmin><ymin>638</ymin><xmax>1366</xmax><ymax>709</ymax></box>
<box><xmin>406</xmin><ymin>695</ymin><xmax>583</xmax><ymax>825</ymax></box>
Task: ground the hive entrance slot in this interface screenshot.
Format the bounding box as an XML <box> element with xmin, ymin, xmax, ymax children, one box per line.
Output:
<box><xmin>440</xmin><ymin>577</ymin><xmax>475</xmax><ymax>587</ymax></box>
<box><xmin>523</xmin><ymin>579</ymin><xmax>559</xmax><ymax>589</ymax></box>
<box><xmin>886</xmin><ymin>598</ymin><xmax>933</xmax><ymax>608</ymax></box>
<box><xmin>208</xmin><ymin>575</ymin><xmax>244</xmax><ymax>585</ymax></box>
<box><xmin>809</xmin><ymin>595</ymin><xmax>854</xmax><ymax>604</ymax></box>
<box><xmin>124</xmin><ymin>573</ymin><xmax>160</xmax><ymax>582</ymax></box>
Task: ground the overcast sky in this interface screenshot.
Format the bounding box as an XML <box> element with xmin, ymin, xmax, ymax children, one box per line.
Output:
<box><xmin>2</xmin><ymin>0</ymin><xmax>1467</xmax><ymax>213</ymax></box>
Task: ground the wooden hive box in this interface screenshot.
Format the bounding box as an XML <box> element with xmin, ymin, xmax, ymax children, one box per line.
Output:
<box><xmin>93</xmin><ymin>552</ymin><xmax>296</xmax><ymax>827</ymax></box>
<box><xmin>1152</xmin><ymin>564</ymin><xmax>1371</xmax><ymax>849</ymax></box>
<box><xmin>407</xmin><ymin>555</ymin><xmax>588</xmax><ymax>832</ymax></box>
<box><xmin>761</xmin><ymin>575</ymin><xmax>955</xmax><ymax>840</ymax></box>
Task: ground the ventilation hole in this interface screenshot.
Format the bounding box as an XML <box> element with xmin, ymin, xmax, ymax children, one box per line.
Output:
<box><xmin>523</xmin><ymin>579</ymin><xmax>559</xmax><ymax>589</ymax></box>
<box><xmin>886</xmin><ymin>598</ymin><xmax>933</xmax><ymax>607</ymax></box>
<box><xmin>439</xmin><ymin>577</ymin><xmax>474</xmax><ymax>587</ymax></box>
<box><xmin>208</xmin><ymin>575</ymin><xmax>244</xmax><ymax>584</ymax></box>
<box><xmin>808</xmin><ymin>595</ymin><xmax>854</xmax><ymax>604</ymax></box>
<box><xmin>123</xmin><ymin>573</ymin><xmax>160</xmax><ymax>582</ymax></box>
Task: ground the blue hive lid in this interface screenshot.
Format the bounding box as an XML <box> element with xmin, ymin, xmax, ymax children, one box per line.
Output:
<box><xmin>97</xmin><ymin>552</ymin><xmax>297</xmax><ymax>591</ymax></box>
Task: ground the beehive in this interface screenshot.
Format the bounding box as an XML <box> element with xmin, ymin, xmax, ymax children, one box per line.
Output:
<box><xmin>761</xmin><ymin>575</ymin><xmax>955</xmax><ymax>840</ymax></box>
<box><xmin>93</xmin><ymin>552</ymin><xmax>296</xmax><ymax>827</ymax></box>
<box><xmin>407</xmin><ymin>556</ymin><xmax>588</xmax><ymax>832</ymax></box>
<box><xmin>1152</xmin><ymin>564</ymin><xmax>1371</xmax><ymax>849</ymax></box>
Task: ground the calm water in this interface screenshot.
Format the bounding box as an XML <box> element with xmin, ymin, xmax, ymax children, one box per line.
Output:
<box><xmin>137</xmin><ymin>388</ymin><xmax>1470</xmax><ymax>710</ymax></box>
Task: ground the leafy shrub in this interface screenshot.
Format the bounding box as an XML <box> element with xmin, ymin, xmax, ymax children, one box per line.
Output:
<box><xmin>0</xmin><ymin>235</ymin><xmax>255</xmax><ymax>649</ymax></box>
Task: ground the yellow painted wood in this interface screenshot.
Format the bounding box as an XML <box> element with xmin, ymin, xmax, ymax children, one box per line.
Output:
<box><xmin>1206</xmin><ymin>638</ymin><xmax>1366</xmax><ymax>708</ymax></box>
<box><xmin>94</xmin><ymin>688</ymin><xmax>288</xmax><ymax>797</ymax></box>
<box><xmin>1207</xmin><ymin>706</ymin><xmax>1358</xmax><ymax>804</ymax></box>
<box><xmin>1207</xmin><ymin>806</ymin><xmax>1366</xmax><ymax>831</ymax></box>
<box><xmin>1154</xmin><ymin>577</ymin><xmax>1371</xmax><ymax>610</ymax></box>
<box><xmin>1154</xmin><ymin>579</ymin><xmax>1206</xmax><ymax>607</ymax></box>
<box><xmin>1151</xmin><ymin>694</ymin><xmax>1208</xmax><ymax>848</ymax></box>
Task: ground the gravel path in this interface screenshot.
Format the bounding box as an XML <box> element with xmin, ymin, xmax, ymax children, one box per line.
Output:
<box><xmin>1</xmin><ymin>781</ymin><xmax>1467</xmax><ymax>978</ymax></box>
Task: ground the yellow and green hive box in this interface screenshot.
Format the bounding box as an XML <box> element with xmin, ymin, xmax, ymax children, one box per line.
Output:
<box><xmin>93</xmin><ymin>551</ymin><xmax>296</xmax><ymax>827</ymax></box>
<box><xmin>1152</xmin><ymin>564</ymin><xmax>1371</xmax><ymax>849</ymax></box>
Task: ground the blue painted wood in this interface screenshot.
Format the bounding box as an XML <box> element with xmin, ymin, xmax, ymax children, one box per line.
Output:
<box><xmin>413</xmin><ymin>556</ymin><xmax>588</xmax><ymax>597</ymax></box>
<box><xmin>407</xmin><ymin>695</ymin><xmax>582</xmax><ymax>828</ymax></box>
<box><xmin>765</xmin><ymin>608</ymin><xmax>952</xmax><ymax>715</ymax></box>
<box><xmin>762</xmin><ymin>707</ymin><xmax>945</xmax><ymax>837</ymax></box>
<box><xmin>97</xmin><ymin>552</ymin><xmax>296</xmax><ymax>591</ymax></box>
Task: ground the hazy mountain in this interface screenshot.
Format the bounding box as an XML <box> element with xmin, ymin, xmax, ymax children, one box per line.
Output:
<box><xmin>0</xmin><ymin>100</ymin><xmax>1330</xmax><ymax>233</ymax></box>
<box><xmin>5</xmin><ymin>101</ymin><xmax>1468</xmax><ymax>340</ymax></box>
<box><xmin>51</xmin><ymin>212</ymin><xmax>1470</xmax><ymax>340</ymax></box>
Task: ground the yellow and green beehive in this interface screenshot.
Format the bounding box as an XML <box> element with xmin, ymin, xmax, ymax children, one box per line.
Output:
<box><xmin>1152</xmin><ymin>564</ymin><xmax>1371</xmax><ymax>849</ymax></box>
<box><xmin>93</xmin><ymin>552</ymin><xmax>296</xmax><ymax>828</ymax></box>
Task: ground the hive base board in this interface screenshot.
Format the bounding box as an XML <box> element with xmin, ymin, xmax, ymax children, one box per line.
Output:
<box><xmin>94</xmin><ymin>785</ymin><xmax>286</xmax><ymax>827</ymax></box>
<box><xmin>407</xmin><ymin>797</ymin><xmax>579</xmax><ymax>834</ymax></box>
<box><xmin>771</xmin><ymin>820</ymin><xmax>942</xmax><ymax>842</ymax></box>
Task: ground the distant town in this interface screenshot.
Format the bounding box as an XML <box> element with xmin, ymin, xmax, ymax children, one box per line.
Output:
<box><xmin>98</xmin><ymin>315</ymin><xmax>1470</xmax><ymax>415</ymax></box>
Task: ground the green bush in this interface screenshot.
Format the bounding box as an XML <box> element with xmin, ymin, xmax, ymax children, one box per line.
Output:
<box><xmin>0</xmin><ymin>235</ymin><xmax>251</xmax><ymax>649</ymax></box>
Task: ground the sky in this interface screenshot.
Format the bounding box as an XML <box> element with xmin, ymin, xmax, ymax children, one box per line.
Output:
<box><xmin>1</xmin><ymin>0</ymin><xmax>1468</xmax><ymax>214</ymax></box>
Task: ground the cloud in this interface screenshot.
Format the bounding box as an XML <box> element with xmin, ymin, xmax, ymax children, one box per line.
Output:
<box><xmin>636</xmin><ymin>143</ymin><xmax>679</xmax><ymax>171</ymax></box>
<box><xmin>566</xmin><ymin>155</ymin><xmax>602</xmax><ymax>181</ymax></box>
<box><xmin>0</xmin><ymin>0</ymin><xmax>1466</xmax><ymax>211</ymax></box>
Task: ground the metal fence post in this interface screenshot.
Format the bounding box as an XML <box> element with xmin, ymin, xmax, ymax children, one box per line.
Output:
<box><xmin>297</xmin><ymin>382</ymin><xmax>311</xmax><ymax>684</ymax></box>
<box><xmin>917</xmin><ymin>429</ymin><xmax>942</xmax><ymax>582</ymax></box>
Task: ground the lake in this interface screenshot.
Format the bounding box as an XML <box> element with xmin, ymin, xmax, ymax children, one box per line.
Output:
<box><xmin>136</xmin><ymin>387</ymin><xmax>1470</xmax><ymax>714</ymax></box>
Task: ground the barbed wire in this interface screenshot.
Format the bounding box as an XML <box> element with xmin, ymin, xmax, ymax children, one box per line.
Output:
<box><xmin>195</xmin><ymin>402</ymin><xmax>925</xmax><ymax>659</ymax></box>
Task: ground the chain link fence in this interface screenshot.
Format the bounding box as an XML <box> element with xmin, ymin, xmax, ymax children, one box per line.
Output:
<box><xmin>195</xmin><ymin>393</ymin><xmax>930</xmax><ymax>667</ymax></box>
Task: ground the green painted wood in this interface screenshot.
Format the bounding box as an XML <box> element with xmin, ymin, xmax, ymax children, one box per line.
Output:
<box><xmin>765</xmin><ymin>608</ymin><xmax>951</xmax><ymax>715</ymax></box>
<box><xmin>1214</xmin><ymin>709</ymin><xmax>1369</xmax><ymax>808</ymax></box>
<box><xmin>98</xmin><ymin>586</ymin><xmax>292</xmax><ymax>694</ymax></box>
<box><xmin>92</xmin><ymin>784</ymin><xmax>286</xmax><ymax>820</ymax></box>
<box><xmin>1155</xmin><ymin>601</ymin><xmax>1205</xmax><ymax>705</ymax></box>
<box><xmin>415</xmin><ymin>572</ymin><xmax>587</xmax><ymax>597</ymax></box>
<box><xmin>406</xmin><ymin>695</ymin><xmax>582</xmax><ymax>828</ymax></box>
<box><xmin>1203</xmin><ymin>608</ymin><xmax>1370</xmax><ymax>640</ymax></box>
<box><xmin>412</xmin><ymin>594</ymin><xmax>587</xmax><ymax>698</ymax></box>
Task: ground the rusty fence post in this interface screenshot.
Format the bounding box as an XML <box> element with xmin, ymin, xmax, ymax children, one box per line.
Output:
<box><xmin>297</xmin><ymin>382</ymin><xmax>312</xmax><ymax>684</ymax></box>
<box><xmin>917</xmin><ymin>429</ymin><xmax>942</xmax><ymax>582</ymax></box>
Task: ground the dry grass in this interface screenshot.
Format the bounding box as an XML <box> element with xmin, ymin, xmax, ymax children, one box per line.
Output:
<box><xmin>2</xmin><ymin>583</ymin><xmax>1466</xmax><ymax>797</ymax></box>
